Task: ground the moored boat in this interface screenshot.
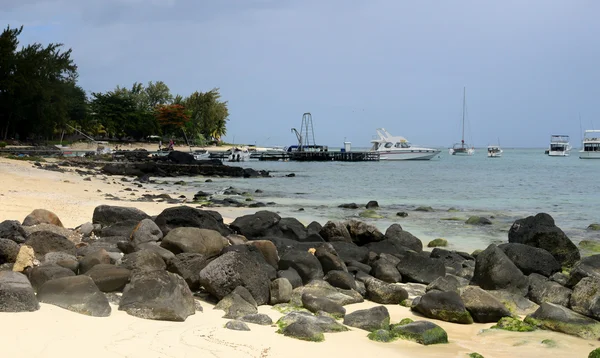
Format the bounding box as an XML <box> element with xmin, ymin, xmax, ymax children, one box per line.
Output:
<box><xmin>370</xmin><ymin>128</ymin><xmax>441</xmax><ymax>160</ymax></box>
<box><xmin>579</xmin><ymin>130</ymin><xmax>600</xmax><ymax>159</ymax></box>
<box><xmin>547</xmin><ymin>135</ymin><xmax>572</xmax><ymax>157</ymax></box>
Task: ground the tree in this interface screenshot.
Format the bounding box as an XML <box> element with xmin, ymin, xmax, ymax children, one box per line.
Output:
<box><xmin>156</xmin><ymin>104</ymin><xmax>190</xmax><ymax>137</ymax></box>
<box><xmin>184</xmin><ymin>88</ymin><xmax>229</xmax><ymax>143</ymax></box>
<box><xmin>0</xmin><ymin>25</ymin><xmax>82</xmax><ymax>140</ymax></box>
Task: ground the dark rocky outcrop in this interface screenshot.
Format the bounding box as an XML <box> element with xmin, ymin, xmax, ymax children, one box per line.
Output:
<box><xmin>460</xmin><ymin>286</ymin><xmax>512</xmax><ymax>323</ymax></box>
<box><xmin>527</xmin><ymin>273</ymin><xmax>572</xmax><ymax>307</ymax></box>
<box><xmin>396</xmin><ymin>251</ymin><xmax>446</xmax><ymax>285</ymax></box>
<box><xmin>411</xmin><ymin>291</ymin><xmax>473</xmax><ymax>324</ymax></box>
<box><xmin>119</xmin><ymin>249</ymin><xmax>166</xmax><ymax>273</ymax></box>
<box><xmin>567</xmin><ymin>255</ymin><xmax>600</xmax><ymax>288</ymax></box>
<box><xmin>525</xmin><ymin>302</ymin><xmax>600</xmax><ymax>339</ymax></box>
<box><xmin>119</xmin><ymin>270</ymin><xmax>195</xmax><ymax>321</ymax></box>
<box><xmin>345</xmin><ymin>220</ymin><xmax>384</xmax><ymax>246</ymax></box>
<box><xmin>314</xmin><ymin>245</ymin><xmax>347</xmax><ymax>273</ymax></box>
<box><xmin>319</xmin><ymin>221</ymin><xmax>352</xmax><ymax>243</ymax></box>
<box><xmin>330</xmin><ymin>242</ymin><xmax>369</xmax><ymax>263</ymax></box>
<box><xmin>160</xmin><ymin>227</ymin><xmax>228</xmax><ymax>256</ymax></box>
<box><xmin>22</xmin><ymin>209</ymin><xmax>63</xmax><ymax>227</ymax></box>
<box><xmin>154</xmin><ymin>206</ymin><xmax>232</xmax><ymax>236</ymax></box>
<box><xmin>199</xmin><ymin>251</ymin><xmax>270</xmax><ymax>305</ymax></box>
<box><xmin>569</xmin><ymin>277</ymin><xmax>600</xmax><ymax>320</ymax></box>
<box><xmin>0</xmin><ymin>238</ymin><xmax>19</xmax><ymax>264</ymax></box>
<box><xmin>301</xmin><ymin>292</ymin><xmax>346</xmax><ymax>318</ymax></box>
<box><xmin>28</xmin><ymin>264</ymin><xmax>76</xmax><ymax>292</ymax></box>
<box><xmin>0</xmin><ymin>220</ymin><xmax>27</xmax><ymax>244</ymax></box>
<box><xmin>214</xmin><ymin>286</ymin><xmax>258</xmax><ymax>319</ymax></box>
<box><xmin>499</xmin><ymin>243</ymin><xmax>561</xmax><ymax>277</ymax></box>
<box><xmin>472</xmin><ymin>244</ymin><xmax>527</xmax><ymax>295</ymax></box>
<box><xmin>508</xmin><ymin>213</ymin><xmax>580</xmax><ymax>267</ymax></box>
<box><xmin>278</xmin><ymin>250</ymin><xmax>324</xmax><ymax>284</ymax></box>
<box><xmin>229</xmin><ymin>211</ymin><xmax>282</xmax><ymax>239</ymax></box>
<box><xmin>166</xmin><ymin>253</ymin><xmax>214</xmax><ymax>291</ymax></box>
<box><xmin>92</xmin><ymin>205</ymin><xmax>150</xmax><ymax>227</ymax></box>
<box><xmin>343</xmin><ymin>305</ymin><xmax>390</xmax><ymax>332</ymax></box>
<box><xmin>384</xmin><ymin>224</ymin><xmax>423</xmax><ymax>252</ymax></box>
<box><xmin>24</xmin><ymin>231</ymin><xmax>76</xmax><ymax>259</ymax></box>
<box><xmin>83</xmin><ymin>264</ymin><xmax>131</xmax><ymax>292</ymax></box>
<box><xmin>323</xmin><ymin>270</ymin><xmax>356</xmax><ymax>290</ymax></box>
<box><xmin>0</xmin><ymin>271</ymin><xmax>39</xmax><ymax>312</ymax></box>
<box><xmin>37</xmin><ymin>275</ymin><xmax>111</xmax><ymax>317</ymax></box>
<box><xmin>270</xmin><ymin>277</ymin><xmax>293</xmax><ymax>304</ymax></box>
<box><xmin>391</xmin><ymin>321</ymin><xmax>448</xmax><ymax>345</ymax></box>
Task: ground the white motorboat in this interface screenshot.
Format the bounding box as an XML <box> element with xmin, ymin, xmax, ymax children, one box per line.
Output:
<box><xmin>579</xmin><ymin>130</ymin><xmax>600</xmax><ymax>159</ymax></box>
<box><xmin>370</xmin><ymin>128</ymin><xmax>441</xmax><ymax>160</ymax></box>
<box><xmin>487</xmin><ymin>145</ymin><xmax>503</xmax><ymax>158</ymax></box>
<box><xmin>547</xmin><ymin>135</ymin><xmax>572</xmax><ymax>157</ymax></box>
<box><xmin>227</xmin><ymin>146</ymin><xmax>251</xmax><ymax>162</ymax></box>
<box><xmin>192</xmin><ymin>149</ymin><xmax>211</xmax><ymax>160</ymax></box>
<box><xmin>449</xmin><ymin>87</ymin><xmax>475</xmax><ymax>156</ymax></box>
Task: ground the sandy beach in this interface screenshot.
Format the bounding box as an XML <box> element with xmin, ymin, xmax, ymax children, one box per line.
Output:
<box><xmin>1</xmin><ymin>157</ymin><xmax>599</xmax><ymax>358</ymax></box>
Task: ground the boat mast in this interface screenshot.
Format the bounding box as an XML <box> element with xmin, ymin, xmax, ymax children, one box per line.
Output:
<box><xmin>460</xmin><ymin>87</ymin><xmax>467</xmax><ymax>148</ymax></box>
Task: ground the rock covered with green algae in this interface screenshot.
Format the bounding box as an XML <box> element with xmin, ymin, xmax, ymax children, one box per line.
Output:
<box><xmin>343</xmin><ymin>305</ymin><xmax>390</xmax><ymax>332</ymax></box>
<box><xmin>391</xmin><ymin>321</ymin><xmax>449</xmax><ymax>345</ymax></box>
<box><xmin>468</xmin><ymin>353</ymin><xmax>484</xmax><ymax>358</ymax></box>
<box><xmin>524</xmin><ymin>302</ymin><xmax>600</xmax><ymax>339</ymax></box>
<box><xmin>427</xmin><ymin>238</ymin><xmax>448</xmax><ymax>248</ymax></box>
<box><xmin>490</xmin><ymin>317</ymin><xmax>536</xmax><ymax>332</ymax></box>
<box><xmin>367</xmin><ymin>329</ymin><xmax>396</xmax><ymax>342</ymax></box>
<box><xmin>281</xmin><ymin>322</ymin><xmax>325</xmax><ymax>342</ymax></box>
<box><xmin>541</xmin><ymin>339</ymin><xmax>557</xmax><ymax>347</ymax></box>
<box><xmin>276</xmin><ymin>311</ymin><xmax>348</xmax><ymax>334</ymax></box>
<box><xmin>589</xmin><ymin>347</ymin><xmax>600</xmax><ymax>358</ymax></box>
<box><xmin>411</xmin><ymin>290</ymin><xmax>473</xmax><ymax>324</ymax></box>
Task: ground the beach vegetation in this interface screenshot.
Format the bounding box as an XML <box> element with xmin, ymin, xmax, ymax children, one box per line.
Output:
<box><xmin>0</xmin><ymin>141</ymin><xmax>6</xmax><ymax>147</ymax></box>
<box><xmin>468</xmin><ymin>353</ymin><xmax>484</xmax><ymax>358</ymax></box>
<box><xmin>541</xmin><ymin>339</ymin><xmax>557</xmax><ymax>347</ymax></box>
<box><xmin>589</xmin><ymin>347</ymin><xmax>600</xmax><ymax>358</ymax></box>
<box><xmin>0</xmin><ymin>26</ymin><xmax>230</xmax><ymax>143</ymax></box>
<box><xmin>367</xmin><ymin>329</ymin><xmax>396</xmax><ymax>342</ymax></box>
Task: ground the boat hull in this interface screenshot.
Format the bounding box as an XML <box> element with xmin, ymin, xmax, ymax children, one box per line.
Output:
<box><xmin>378</xmin><ymin>150</ymin><xmax>441</xmax><ymax>161</ymax></box>
<box><xmin>579</xmin><ymin>151</ymin><xmax>600</xmax><ymax>159</ymax></box>
<box><xmin>548</xmin><ymin>151</ymin><xmax>570</xmax><ymax>157</ymax></box>
<box><xmin>488</xmin><ymin>153</ymin><xmax>502</xmax><ymax>158</ymax></box>
<box><xmin>449</xmin><ymin>148</ymin><xmax>475</xmax><ymax>156</ymax></box>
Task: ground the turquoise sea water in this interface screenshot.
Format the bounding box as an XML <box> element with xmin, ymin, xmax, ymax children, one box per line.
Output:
<box><xmin>166</xmin><ymin>148</ymin><xmax>600</xmax><ymax>253</ymax></box>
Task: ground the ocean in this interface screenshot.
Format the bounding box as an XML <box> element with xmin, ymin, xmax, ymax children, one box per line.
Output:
<box><xmin>162</xmin><ymin>148</ymin><xmax>600</xmax><ymax>253</ymax></box>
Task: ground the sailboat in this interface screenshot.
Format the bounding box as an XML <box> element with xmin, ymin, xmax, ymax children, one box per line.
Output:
<box><xmin>449</xmin><ymin>87</ymin><xmax>475</xmax><ymax>156</ymax></box>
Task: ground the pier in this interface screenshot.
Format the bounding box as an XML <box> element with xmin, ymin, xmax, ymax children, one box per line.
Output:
<box><xmin>207</xmin><ymin>150</ymin><xmax>379</xmax><ymax>162</ymax></box>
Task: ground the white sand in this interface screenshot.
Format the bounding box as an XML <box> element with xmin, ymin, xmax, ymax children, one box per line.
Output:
<box><xmin>1</xmin><ymin>156</ymin><xmax>599</xmax><ymax>358</ymax></box>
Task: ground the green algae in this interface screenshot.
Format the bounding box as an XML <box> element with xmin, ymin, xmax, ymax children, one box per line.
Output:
<box><xmin>491</xmin><ymin>317</ymin><xmax>536</xmax><ymax>332</ymax></box>
<box><xmin>367</xmin><ymin>329</ymin><xmax>397</xmax><ymax>342</ymax></box>
<box><xmin>427</xmin><ymin>238</ymin><xmax>448</xmax><ymax>248</ymax></box>
<box><xmin>359</xmin><ymin>210</ymin><xmax>384</xmax><ymax>219</ymax></box>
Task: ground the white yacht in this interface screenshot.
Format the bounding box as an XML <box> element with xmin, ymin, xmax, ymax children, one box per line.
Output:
<box><xmin>487</xmin><ymin>145</ymin><xmax>503</xmax><ymax>158</ymax></box>
<box><xmin>370</xmin><ymin>128</ymin><xmax>441</xmax><ymax>160</ymax></box>
<box><xmin>547</xmin><ymin>135</ymin><xmax>572</xmax><ymax>157</ymax></box>
<box><xmin>579</xmin><ymin>130</ymin><xmax>600</xmax><ymax>159</ymax></box>
<box><xmin>227</xmin><ymin>146</ymin><xmax>251</xmax><ymax>162</ymax></box>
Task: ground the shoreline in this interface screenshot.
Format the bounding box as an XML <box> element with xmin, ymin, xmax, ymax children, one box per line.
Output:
<box><xmin>1</xmin><ymin>156</ymin><xmax>600</xmax><ymax>358</ymax></box>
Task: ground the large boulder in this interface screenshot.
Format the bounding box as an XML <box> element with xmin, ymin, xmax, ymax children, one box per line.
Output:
<box><xmin>119</xmin><ymin>270</ymin><xmax>196</xmax><ymax>321</ymax></box>
<box><xmin>290</xmin><ymin>280</ymin><xmax>363</xmax><ymax>306</ymax></box>
<box><xmin>330</xmin><ymin>241</ymin><xmax>369</xmax><ymax>263</ymax></box>
<box><xmin>229</xmin><ymin>211</ymin><xmax>282</xmax><ymax>239</ymax></box>
<box><xmin>525</xmin><ymin>302</ymin><xmax>600</xmax><ymax>339</ymax></box>
<box><xmin>246</xmin><ymin>240</ymin><xmax>279</xmax><ymax>268</ymax></box>
<box><xmin>28</xmin><ymin>264</ymin><xmax>76</xmax><ymax>292</ymax></box>
<box><xmin>508</xmin><ymin>213</ymin><xmax>580</xmax><ymax>267</ymax></box>
<box><xmin>278</xmin><ymin>217</ymin><xmax>309</xmax><ymax>241</ymax></box>
<box><xmin>24</xmin><ymin>231</ymin><xmax>76</xmax><ymax>259</ymax></box>
<box><xmin>166</xmin><ymin>253</ymin><xmax>214</xmax><ymax>291</ymax></box>
<box><xmin>199</xmin><ymin>251</ymin><xmax>270</xmax><ymax>305</ymax></box>
<box><xmin>83</xmin><ymin>264</ymin><xmax>131</xmax><ymax>292</ymax></box>
<box><xmin>396</xmin><ymin>251</ymin><xmax>446</xmax><ymax>285</ymax></box>
<box><xmin>0</xmin><ymin>238</ymin><xmax>19</xmax><ymax>264</ymax></box>
<box><xmin>384</xmin><ymin>224</ymin><xmax>423</xmax><ymax>252</ymax></box>
<box><xmin>567</xmin><ymin>255</ymin><xmax>600</xmax><ymax>288</ymax></box>
<box><xmin>278</xmin><ymin>250</ymin><xmax>324</xmax><ymax>284</ymax></box>
<box><xmin>314</xmin><ymin>245</ymin><xmax>347</xmax><ymax>273</ymax></box>
<box><xmin>78</xmin><ymin>248</ymin><xmax>112</xmax><ymax>274</ymax></box>
<box><xmin>345</xmin><ymin>220</ymin><xmax>384</xmax><ymax>246</ymax></box>
<box><xmin>92</xmin><ymin>205</ymin><xmax>150</xmax><ymax>227</ymax></box>
<box><xmin>301</xmin><ymin>292</ymin><xmax>346</xmax><ymax>318</ymax></box>
<box><xmin>499</xmin><ymin>243</ymin><xmax>561</xmax><ymax>277</ymax></box>
<box><xmin>22</xmin><ymin>209</ymin><xmax>63</xmax><ymax>227</ymax></box>
<box><xmin>160</xmin><ymin>227</ymin><xmax>228</xmax><ymax>256</ymax></box>
<box><xmin>37</xmin><ymin>276</ymin><xmax>111</xmax><ymax>317</ymax></box>
<box><xmin>527</xmin><ymin>273</ymin><xmax>572</xmax><ymax>307</ymax></box>
<box><xmin>277</xmin><ymin>311</ymin><xmax>348</xmax><ymax>335</ymax></box>
<box><xmin>343</xmin><ymin>306</ymin><xmax>390</xmax><ymax>331</ymax></box>
<box><xmin>119</xmin><ymin>249</ymin><xmax>166</xmax><ymax>273</ymax></box>
<box><xmin>570</xmin><ymin>277</ymin><xmax>600</xmax><ymax>320</ymax></box>
<box><xmin>42</xmin><ymin>252</ymin><xmax>79</xmax><ymax>273</ymax></box>
<box><xmin>319</xmin><ymin>221</ymin><xmax>352</xmax><ymax>243</ymax></box>
<box><xmin>129</xmin><ymin>218</ymin><xmax>163</xmax><ymax>247</ymax></box>
<box><xmin>391</xmin><ymin>321</ymin><xmax>448</xmax><ymax>345</ymax></box>
<box><xmin>0</xmin><ymin>271</ymin><xmax>39</xmax><ymax>312</ymax></box>
<box><xmin>411</xmin><ymin>291</ymin><xmax>473</xmax><ymax>324</ymax></box>
<box><xmin>460</xmin><ymin>285</ymin><xmax>512</xmax><ymax>323</ymax></box>
<box><xmin>472</xmin><ymin>244</ymin><xmax>528</xmax><ymax>295</ymax></box>
<box><xmin>277</xmin><ymin>269</ymin><xmax>303</xmax><ymax>289</ymax></box>
<box><xmin>323</xmin><ymin>270</ymin><xmax>356</xmax><ymax>290</ymax></box>
<box><xmin>362</xmin><ymin>277</ymin><xmax>409</xmax><ymax>304</ymax></box>
<box><xmin>214</xmin><ymin>286</ymin><xmax>258</xmax><ymax>319</ymax></box>
<box><xmin>154</xmin><ymin>206</ymin><xmax>231</xmax><ymax>236</ymax></box>
<box><xmin>371</xmin><ymin>257</ymin><xmax>402</xmax><ymax>283</ymax></box>
<box><xmin>270</xmin><ymin>277</ymin><xmax>293</xmax><ymax>304</ymax></box>
<box><xmin>0</xmin><ymin>220</ymin><xmax>27</xmax><ymax>243</ymax></box>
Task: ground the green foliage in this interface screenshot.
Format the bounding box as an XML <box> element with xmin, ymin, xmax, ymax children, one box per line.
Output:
<box><xmin>467</xmin><ymin>353</ymin><xmax>484</xmax><ymax>358</ymax></box>
<box><xmin>367</xmin><ymin>329</ymin><xmax>396</xmax><ymax>342</ymax></box>
<box><xmin>0</xmin><ymin>141</ymin><xmax>6</xmax><ymax>148</ymax></box>
<box><xmin>0</xmin><ymin>26</ymin><xmax>230</xmax><ymax>143</ymax></box>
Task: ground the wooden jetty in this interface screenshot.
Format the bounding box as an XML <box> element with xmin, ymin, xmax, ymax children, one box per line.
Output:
<box><xmin>209</xmin><ymin>150</ymin><xmax>379</xmax><ymax>162</ymax></box>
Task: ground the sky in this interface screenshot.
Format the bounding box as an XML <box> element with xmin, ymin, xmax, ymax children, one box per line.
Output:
<box><xmin>3</xmin><ymin>0</ymin><xmax>600</xmax><ymax>148</ymax></box>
